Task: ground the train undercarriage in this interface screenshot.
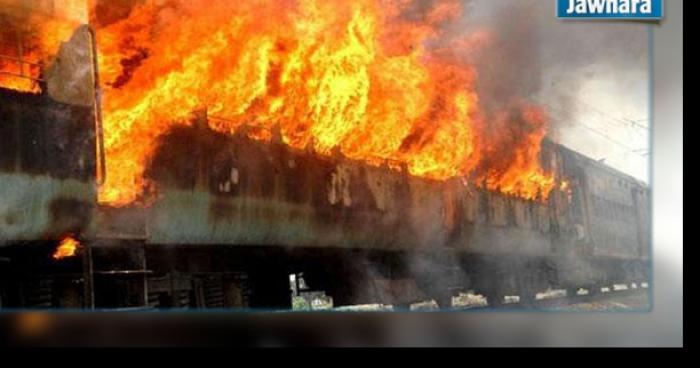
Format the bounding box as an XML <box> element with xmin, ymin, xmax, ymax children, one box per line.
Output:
<box><xmin>0</xmin><ymin>240</ymin><xmax>650</xmax><ymax>310</ymax></box>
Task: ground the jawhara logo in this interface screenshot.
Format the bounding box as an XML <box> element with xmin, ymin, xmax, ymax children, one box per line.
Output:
<box><xmin>557</xmin><ymin>0</ymin><xmax>664</xmax><ymax>19</ymax></box>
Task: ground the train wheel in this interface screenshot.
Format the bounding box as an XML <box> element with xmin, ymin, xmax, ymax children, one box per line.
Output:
<box><xmin>566</xmin><ymin>287</ymin><xmax>584</xmax><ymax>298</ymax></box>
<box><xmin>433</xmin><ymin>292</ymin><xmax>453</xmax><ymax>310</ymax></box>
<box><xmin>519</xmin><ymin>289</ymin><xmax>538</xmax><ymax>308</ymax></box>
<box><xmin>484</xmin><ymin>292</ymin><xmax>505</xmax><ymax>308</ymax></box>
<box><xmin>586</xmin><ymin>284</ymin><xmax>601</xmax><ymax>296</ymax></box>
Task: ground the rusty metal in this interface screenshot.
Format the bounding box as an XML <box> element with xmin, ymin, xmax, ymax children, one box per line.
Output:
<box><xmin>128</xmin><ymin>123</ymin><xmax>551</xmax><ymax>254</ymax></box>
<box><xmin>87</xmin><ymin>26</ymin><xmax>107</xmax><ymax>186</ymax></box>
<box><xmin>86</xmin><ymin>120</ymin><xmax>649</xmax><ymax>267</ymax></box>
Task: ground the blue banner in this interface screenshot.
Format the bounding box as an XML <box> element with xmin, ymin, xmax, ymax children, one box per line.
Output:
<box><xmin>557</xmin><ymin>0</ymin><xmax>663</xmax><ymax>20</ymax></box>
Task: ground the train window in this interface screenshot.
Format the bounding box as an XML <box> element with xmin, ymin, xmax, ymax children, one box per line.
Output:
<box><xmin>1</xmin><ymin>2</ymin><xmax>92</xmax><ymax>106</ymax></box>
<box><xmin>0</xmin><ymin>15</ymin><xmax>45</xmax><ymax>93</ymax></box>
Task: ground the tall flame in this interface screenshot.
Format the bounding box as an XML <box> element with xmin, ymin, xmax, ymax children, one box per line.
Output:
<box><xmin>91</xmin><ymin>0</ymin><xmax>556</xmax><ymax>206</ymax></box>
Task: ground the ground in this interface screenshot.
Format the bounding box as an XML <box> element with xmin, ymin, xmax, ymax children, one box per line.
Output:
<box><xmin>291</xmin><ymin>288</ymin><xmax>651</xmax><ymax>312</ymax></box>
<box><xmin>551</xmin><ymin>290</ymin><xmax>650</xmax><ymax>312</ymax></box>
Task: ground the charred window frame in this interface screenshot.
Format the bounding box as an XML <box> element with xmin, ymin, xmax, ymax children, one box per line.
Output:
<box><xmin>0</xmin><ymin>14</ymin><xmax>46</xmax><ymax>90</ymax></box>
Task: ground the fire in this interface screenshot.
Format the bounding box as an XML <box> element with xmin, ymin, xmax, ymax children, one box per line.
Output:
<box><xmin>90</xmin><ymin>0</ymin><xmax>557</xmax><ymax>206</ymax></box>
<box><xmin>52</xmin><ymin>236</ymin><xmax>81</xmax><ymax>260</ymax></box>
<box><xmin>0</xmin><ymin>0</ymin><xmax>84</xmax><ymax>93</ymax></box>
<box><xmin>559</xmin><ymin>179</ymin><xmax>573</xmax><ymax>202</ymax></box>
<box><xmin>560</xmin><ymin>180</ymin><xmax>570</xmax><ymax>192</ymax></box>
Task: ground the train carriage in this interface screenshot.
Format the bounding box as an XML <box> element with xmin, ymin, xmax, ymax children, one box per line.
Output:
<box><xmin>0</xmin><ymin>1</ymin><xmax>650</xmax><ymax>310</ymax></box>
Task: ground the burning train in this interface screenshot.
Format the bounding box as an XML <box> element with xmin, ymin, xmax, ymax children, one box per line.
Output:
<box><xmin>0</xmin><ymin>0</ymin><xmax>649</xmax><ymax>310</ymax></box>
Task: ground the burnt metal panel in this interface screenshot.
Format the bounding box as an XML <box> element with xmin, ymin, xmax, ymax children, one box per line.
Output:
<box><xmin>0</xmin><ymin>89</ymin><xmax>96</xmax><ymax>243</ymax></box>
<box><xmin>89</xmin><ymin>124</ymin><xmax>648</xmax><ymax>261</ymax></box>
<box><xmin>1</xmin><ymin>88</ymin><xmax>95</xmax><ymax>179</ymax></box>
<box><xmin>554</xmin><ymin>142</ymin><xmax>651</xmax><ymax>260</ymax></box>
<box><xmin>133</xmin><ymin>125</ymin><xmax>557</xmax><ymax>256</ymax></box>
<box><xmin>0</xmin><ymin>72</ymin><xmax>96</xmax><ymax>244</ymax></box>
<box><xmin>1</xmin><ymin>23</ymin><xmax>97</xmax><ymax>244</ymax></box>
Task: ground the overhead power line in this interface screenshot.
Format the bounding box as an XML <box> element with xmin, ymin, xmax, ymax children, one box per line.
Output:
<box><xmin>572</xmin><ymin>98</ymin><xmax>650</xmax><ymax>131</ymax></box>
<box><xmin>543</xmin><ymin>103</ymin><xmax>649</xmax><ymax>159</ymax></box>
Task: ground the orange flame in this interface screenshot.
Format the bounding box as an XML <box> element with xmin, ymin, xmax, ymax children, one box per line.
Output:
<box><xmin>560</xmin><ymin>180</ymin><xmax>570</xmax><ymax>192</ymax></box>
<box><xmin>91</xmin><ymin>0</ymin><xmax>556</xmax><ymax>206</ymax></box>
<box><xmin>0</xmin><ymin>0</ymin><xmax>83</xmax><ymax>93</ymax></box>
<box><xmin>559</xmin><ymin>179</ymin><xmax>573</xmax><ymax>202</ymax></box>
<box><xmin>52</xmin><ymin>236</ymin><xmax>81</xmax><ymax>260</ymax></box>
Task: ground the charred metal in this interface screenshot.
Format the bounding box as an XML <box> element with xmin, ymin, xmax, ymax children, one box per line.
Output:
<box><xmin>0</xmin><ymin>2</ymin><xmax>650</xmax><ymax>311</ymax></box>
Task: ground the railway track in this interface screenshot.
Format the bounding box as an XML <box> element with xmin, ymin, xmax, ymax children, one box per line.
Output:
<box><xmin>450</xmin><ymin>284</ymin><xmax>650</xmax><ymax>311</ymax></box>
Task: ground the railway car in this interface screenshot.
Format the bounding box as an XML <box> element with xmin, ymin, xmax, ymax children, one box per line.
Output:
<box><xmin>91</xmin><ymin>118</ymin><xmax>649</xmax><ymax>309</ymax></box>
<box><xmin>0</xmin><ymin>2</ymin><xmax>650</xmax><ymax>310</ymax></box>
<box><xmin>0</xmin><ymin>3</ymin><xmax>100</xmax><ymax>308</ymax></box>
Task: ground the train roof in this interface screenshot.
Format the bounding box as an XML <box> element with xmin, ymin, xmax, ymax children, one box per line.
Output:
<box><xmin>544</xmin><ymin>137</ymin><xmax>649</xmax><ymax>190</ymax></box>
